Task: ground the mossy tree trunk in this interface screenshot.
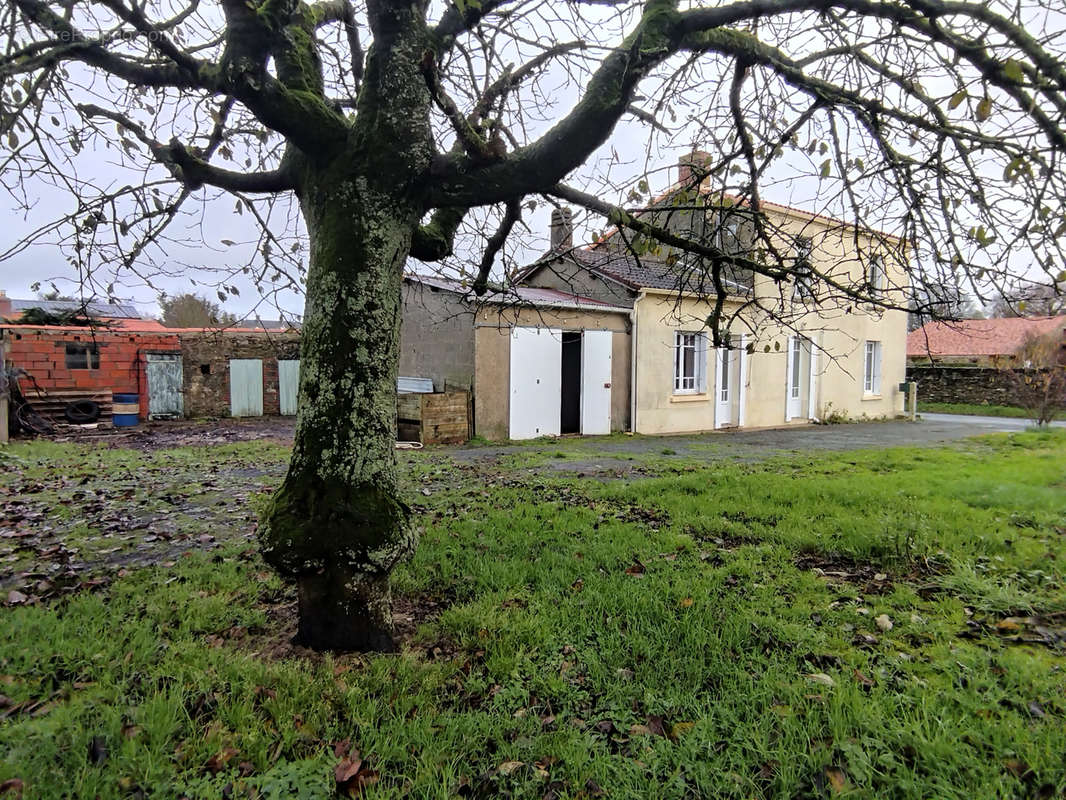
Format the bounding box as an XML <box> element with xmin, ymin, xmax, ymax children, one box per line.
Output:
<box><xmin>259</xmin><ymin>170</ymin><xmax>418</xmax><ymax>651</ymax></box>
<box><xmin>259</xmin><ymin>5</ymin><xmax>435</xmax><ymax>652</ymax></box>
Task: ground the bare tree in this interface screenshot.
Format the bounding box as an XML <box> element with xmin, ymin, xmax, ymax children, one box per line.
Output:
<box><xmin>995</xmin><ymin>333</ymin><xmax>1066</xmax><ymax>425</ymax></box>
<box><xmin>3</xmin><ymin>0</ymin><xmax>1066</xmax><ymax>650</ymax></box>
<box><xmin>988</xmin><ymin>282</ymin><xmax>1066</xmax><ymax>318</ymax></box>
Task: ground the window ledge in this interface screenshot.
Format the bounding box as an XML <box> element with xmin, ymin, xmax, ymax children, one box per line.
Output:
<box><xmin>861</xmin><ymin>393</ymin><xmax>883</xmax><ymax>401</ymax></box>
<box><xmin>670</xmin><ymin>393</ymin><xmax>710</xmax><ymax>403</ymax></box>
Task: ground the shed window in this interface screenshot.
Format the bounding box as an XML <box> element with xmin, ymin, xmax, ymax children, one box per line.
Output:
<box><xmin>65</xmin><ymin>344</ymin><xmax>100</xmax><ymax>370</ymax></box>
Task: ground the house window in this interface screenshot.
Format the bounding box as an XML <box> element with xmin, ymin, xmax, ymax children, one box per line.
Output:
<box><xmin>792</xmin><ymin>237</ymin><xmax>815</xmax><ymax>302</ymax></box>
<box><xmin>867</xmin><ymin>257</ymin><xmax>886</xmax><ymax>296</ymax></box>
<box><xmin>65</xmin><ymin>343</ymin><xmax>100</xmax><ymax>370</ymax></box>
<box><xmin>673</xmin><ymin>331</ymin><xmax>707</xmax><ymax>394</ymax></box>
<box><xmin>863</xmin><ymin>341</ymin><xmax>882</xmax><ymax>395</ymax></box>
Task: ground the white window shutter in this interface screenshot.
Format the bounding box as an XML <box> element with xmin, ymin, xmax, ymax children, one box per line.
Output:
<box><xmin>697</xmin><ymin>333</ymin><xmax>709</xmax><ymax>393</ymax></box>
<box><xmin>874</xmin><ymin>343</ymin><xmax>882</xmax><ymax>394</ymax></box>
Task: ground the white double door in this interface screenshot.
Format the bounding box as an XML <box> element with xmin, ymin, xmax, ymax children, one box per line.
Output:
<box><xmin>785</xmin><ymin>335</ymin><xmax>819</xmax><ymax>421</ymax></box>
<box><xmin>508</xmin><ymin>327</ymin><xmax>613</xmax><ymax>440</ymax></box>
<box><xmin>714</xmin><ymin>337</ymin><xmax>746</xmax><ymax>428</ymax></box>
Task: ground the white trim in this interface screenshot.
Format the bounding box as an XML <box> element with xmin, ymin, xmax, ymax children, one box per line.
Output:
<box><xmin>738</xmin><ymin>334</ymin><xmax>748</xmax><ymax>428</ymax></box>
<box><xmin>807</xmin><ymin>339</ymin><xmax>820</xmax><ymax>422</ymax></box>
<box><xmin>784</xmin><ymin>335</ymin><xmax>796</xmax><ymax>422</ymax></box>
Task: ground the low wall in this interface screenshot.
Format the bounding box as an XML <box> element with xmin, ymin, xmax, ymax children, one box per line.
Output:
<box><xmin>907</xmin><ymin>364</ymin><xmax>1065</xmax><ymax>407</ymax></box>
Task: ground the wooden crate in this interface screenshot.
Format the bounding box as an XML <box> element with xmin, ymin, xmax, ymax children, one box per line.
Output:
<box><xmin>397</xmin><ymin>390</ymin><xmax>470</xmax><ymax>445</ymax></box>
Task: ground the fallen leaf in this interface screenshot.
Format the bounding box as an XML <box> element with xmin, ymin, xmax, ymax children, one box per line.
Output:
<box><xmin>624</xmin><ymin>559</ymin><xmax>646</xmax><ymax>577</ymax></box>
<box><xmin>6</xmin><ymin>591</ymin><xmax>27</xmax><ymax>606</ymax></box>
<box><xmin>824</xmin><ymin>766</ymin><xmax>847</xmax><ymax>793</ymax></box>
<box><xmin>0</xmin><ymin>779</ymin><xmax>23</xmax><ymax>797</ymax></box>
<box><xmin>645</xmin><ymin>715</ymin><xmax>667</xmax><ymax>737</ymax></box>
<box><xmin>205</xmin><ymin>747</ymin><xmax>239</xmax><ymax>774</ymax></box>
<box><xmin>679</xmin><ymin>597</ymin><xmax>694</xmax><ymax>608</ymax></box>
<box><xmin>669</xmin><ymin>721</ymin><xmax>695</xmax><ymax>740</ymax></box>
<box><xmin>88</xmin><ymin>736</ymin><xmax>108</xmax><ymax>766</ymax></box>
<box><xmin>498</xmin><ymin>761</ymin><xmax>523</xmax><ymax>776</ymax></box>
<box><xmin>807</xmin><ymin>672</ymin><xmax>835</xmax><ymax>687</ymax></box>
<box><xmin>1028</xmin><ymin>700</ymin><xmax>1046</xmax><ymax>719</ymax></box>
<box><xmin>628</xmin><ymin>723</ymin><xmax>653</xmax><ymax>736</ymax></box>
<box><xmin>335</xmin><ymin>755</ymin><xmax>364</xmax><ymax>784</ymax></box>
<box><xmin>875</xmin><ymin>614</ymin><xmax>893</xmax><ymax>632</ymax></box>
<box><xmin>996</xmin><ymin>618</ymin><xmax>1022</xmax><ymax>632</ymax></box>
<box><xmin>852</xmin><ymin>669</ymin><xmax>875</xmax><ymax>688</ymax></box>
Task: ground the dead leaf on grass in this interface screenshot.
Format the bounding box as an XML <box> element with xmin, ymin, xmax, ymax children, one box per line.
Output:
<box><xmin>824</xmin><ymin>766</ymin><xmax>847</xmax><ymax>793</ymax></box>
<box><xmin>624</xmin><ymin>559</ymin><xmax>646</xmax><ymax>577</ymax></box>
<box><xmin>0</xmin><ymin>778</ymin><xmax>23</xmax><ymax>798</ymax></box>
<box><xmin>498</xmin><ymin>761</ymin><xmax>524</xmax><ymax>776</ymax></box>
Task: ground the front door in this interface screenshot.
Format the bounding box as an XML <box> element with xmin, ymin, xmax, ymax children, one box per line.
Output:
<box><xmin>786</xmin><ymin>336</ymin><xmax>811</xmax><ymax>420</ymax></box>
<box><xmin>145</xmin><ymin>353</ymin><xmax>183</xmax><ymax>419</ymax></box>
<box><xmin>716</xmin><ymin>347</ymin><xmax>739</xmax><ymax>427</ymax></box>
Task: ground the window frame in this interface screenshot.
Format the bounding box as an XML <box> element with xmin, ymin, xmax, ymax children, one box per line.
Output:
<box><xmin>863</xmin><ymin>340</ymin><xmax>882</xmax><ymax>395</ymax></box>
<box><xmin>65</xmin><ymin>343</ymin><xmax>100</xmax><ymax>370</ymax></box>
<box><xmin>673</xmin><ymin>330</ymin><xmax>707</xmax><ymax>395</ymax></box>
<box><xmin>867</xmin><ymin>256</ymin><xmax>886</xmax><ymax>296</ymax></box>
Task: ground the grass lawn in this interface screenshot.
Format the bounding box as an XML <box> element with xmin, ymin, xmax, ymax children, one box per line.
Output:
<box><xmin>1</xmin><ymin>430</ymin><xmax>1065</xmax><ymax>798</ymax></box>
<box><xmin>916</xmin><ymin>401</ymin><xmax>1042</xmax><ymax>420</ymax></box>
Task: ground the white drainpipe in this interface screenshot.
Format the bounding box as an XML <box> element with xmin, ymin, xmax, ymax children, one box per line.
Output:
<box><xmin>629</xmin><ymin>292</ymin><xmax>644</xmax><ymax>434</ymax></box>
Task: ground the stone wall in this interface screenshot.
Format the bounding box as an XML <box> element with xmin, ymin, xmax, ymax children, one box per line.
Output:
<box><xmin>907</xmin><ymin>364</ymin><xmax>1065</xmax><ymax>407</ymax></box>
<box><xmin>179</xmin><ymin>331</ymin><xmax>300</xmax><ymax>417</ymax></box>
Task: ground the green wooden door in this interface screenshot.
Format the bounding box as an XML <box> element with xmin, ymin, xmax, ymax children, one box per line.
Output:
<box><xmin>229</xmin><ymin>359</ymin><xmax>264</xmax><ymax>417</ymax></box>
<box><xmin>278</xmin><ymin>359</ymin><xmax>299</xmax><ymax>416</ymax></box>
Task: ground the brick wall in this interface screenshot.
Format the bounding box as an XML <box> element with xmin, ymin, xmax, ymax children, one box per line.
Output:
<box><xmin>179</xmin><ymin>331</ymin><xmax>300</xmax><ymax>417</ymax></box>
<box><xmin>907</xmin><ymin>364</ymin><xmax>1066</xmax><ymax>407</ymax></box>
<box><xmin>2</xmin><ymin>326</ymin><xmax>181</xmax><ymax>418</ymax></box>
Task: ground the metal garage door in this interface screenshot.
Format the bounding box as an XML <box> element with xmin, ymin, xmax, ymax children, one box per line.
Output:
<box><xmin>229</xmin><ymin>359</ymin><xmax>264</xmax><ymax>417</ymax></box>
<box><xmin>278</xmin><ymin>359</ymin><xmax>299</xmax><ymax>416</ymax></box>
<box><xmin>509</xmin><ymin>327</ymin><xmax>561</xmax><ymax>440</ymax></box>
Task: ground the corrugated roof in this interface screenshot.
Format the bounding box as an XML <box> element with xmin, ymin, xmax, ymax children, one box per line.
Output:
<box><xmin>405</xmin><ymin>274</ymin><xmax>630</xmax><ymax>312</ymax></box>
<box><xmin>907</xmin><ymin>316</ymin><xmax>1066</xmax><ymax>358</ymax></box>
<box><xmin>11</xmin><ymin>298</ymin><xmax>144</xmax><ymax>318</ymax></box>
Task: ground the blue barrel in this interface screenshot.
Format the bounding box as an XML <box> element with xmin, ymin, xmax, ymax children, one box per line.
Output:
<box><xmin>112</xmin><ymin>393</ymin><xmax>140</xmax><ymax>426</ymax></box>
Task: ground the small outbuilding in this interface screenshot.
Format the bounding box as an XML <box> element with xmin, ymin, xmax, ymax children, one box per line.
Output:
<box><xmin>400</xmin><ymin>275</ymin><xmax>632</xmax><ymax>440</ymax></box>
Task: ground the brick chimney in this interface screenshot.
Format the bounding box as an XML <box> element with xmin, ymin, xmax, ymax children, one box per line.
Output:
<box><xmin>678</xmin><ymin>150</ymin><xmax>712</xmax><ymax>187</ymax></box>
<box><xmin>550</xmin><ymin>207</ymin><xmax>574</xmax><ymax>251</ymax></box>
<box><xmin>0</xmin><ymin>290</ymin><xmax>12</xmax><ymax>321</ymax></box>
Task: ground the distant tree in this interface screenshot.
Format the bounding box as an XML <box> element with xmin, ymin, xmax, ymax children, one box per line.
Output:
<box><xmin>996</xmin><ymin>333</ymin><xmax>1066</xmax><ymax>426</ymax></box>
<box><xmin>988</xmin><ymin>283</ymin><xmax>1066</xmax><ymax>318</ymax></box>
<box><xmin>159</xmin><ymin>293</ymin><xmax>236</xmax><ymax>328</ymax></box>
<box><xmin>908</xmin><ymin>282</ymin><xmax>983</xmax><ymax>332</ymax></box>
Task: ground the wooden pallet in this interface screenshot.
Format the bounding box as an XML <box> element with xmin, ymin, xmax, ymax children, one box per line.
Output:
<box><xmin>21</xmin><ymin>388</ymin><xmax>114</xmax><ymax>425</ymax></box>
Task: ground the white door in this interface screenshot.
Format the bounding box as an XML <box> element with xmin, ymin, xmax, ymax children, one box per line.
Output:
<box><xmin>580</xmin><ymin>330</ymin><xmax>612</xmax><ymax>435</ymax></box>
<box><xmin>509</xmin><ymin>327</ymin><xmax>562</xmax><ymax>439</ymax></box>
<box><xmin>230</xmin><ymin>359</ymin><xmax>264</xmax><ymax>417</ymax></box>
<box><xmin>786</xmin><ymin>337</ymin><xmax>810</xmax><ymax>420</ymax></box>
<box><xmin>715</xmin><ymin>347</ymin><xmax>739</xmax><ymax>428</ymax></box>
<box><xmin>278</xmin><ymin>359</ymin><xmax>299</xmax><ymax>416</ymax></box>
